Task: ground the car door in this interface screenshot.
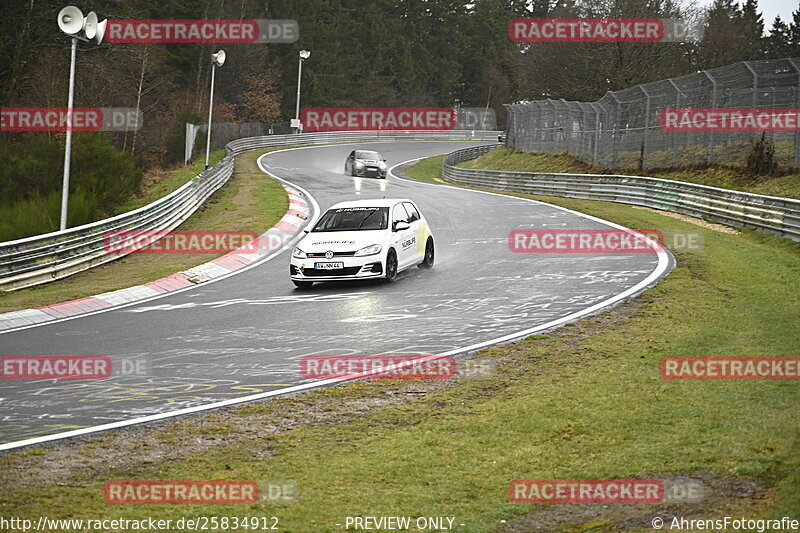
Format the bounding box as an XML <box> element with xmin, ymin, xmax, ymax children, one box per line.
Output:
<box><xmin>345</xmin><ymin>151</ymin><xmax>355</xmax><ymax>174</ymax></box>
<box><xmin>391</xmin><ymin>203</ymin><xmax>415</xmax><ymax>269</ymax></box>
<box><xmin>402</xmin><ymin>202</ymin><xmax>423</xmax><ymax>263</ymax></box>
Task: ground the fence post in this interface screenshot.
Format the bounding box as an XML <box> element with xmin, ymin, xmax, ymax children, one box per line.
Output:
<box><xmin>788</xmin><ymin>58</ymin><xmax>800</xmax><ymax>166</ymax></box>
<box><xmin>795</xmin><ymin>87</ymin><xmax>800</xmax><ymax>167</ymax></box>
<box><xmin>703</xmin><ymin>70</ymin><xmax>718</xmax><ymax>166</ymax></box>
<box><xmin>640</xmin><ymin>86</ymin><xmax>652</xmax><ymax>171</ymax></box>
<box><xmin>667</xmin><ymin>78</ymin><xmax>683</xmax><ymax>168</ymax></box>
<box><xmin>591</xmin><ymin>103</ymin><xmax>601</xmax><ymax>165</ymax></box>
<box><xmin>608</xmin><ymin>92</ymin><xmax>620</xmax><ymax>170</ymax></box>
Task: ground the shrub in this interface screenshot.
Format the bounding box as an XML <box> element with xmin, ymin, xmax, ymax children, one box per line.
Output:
<box><xmin>0</xmin><ymin>133</ymin><xmax>142</xmax><ymax>241</ymax></box>
<box><xmin>745</xmin><ymin>132</ymin><xmax>776</xmax><ymax>176</ymax></box>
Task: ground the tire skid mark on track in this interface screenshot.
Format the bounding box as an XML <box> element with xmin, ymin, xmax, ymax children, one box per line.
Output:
<box><xmin>0</xmin><ymin>144</ymin><xmax>672</xmax><ymax>452</ymax></box>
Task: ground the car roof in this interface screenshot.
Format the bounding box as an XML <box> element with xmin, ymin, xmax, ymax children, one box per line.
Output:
<box><xmin>328</xmin><ymin>199</ymin><xmax>415</xmax><ymax>209</ymax></box>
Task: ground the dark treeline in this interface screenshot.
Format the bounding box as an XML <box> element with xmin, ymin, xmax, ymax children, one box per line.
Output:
<box><xmin>0</xmin><ymin>0</ymin><xmax>798</xmax><ymax>236</ymax></box>
<box><xmin>2</xmin><ymin>0</ymin><xmax>799</xmax><ymax>167</ymax></box>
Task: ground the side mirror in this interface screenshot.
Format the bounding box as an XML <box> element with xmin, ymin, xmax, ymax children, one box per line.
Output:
<box><xmin>393</xmin><ymin>221</ymin><xmax>410</xmax><ymax>232</ymax></box>
<box><xmin>303</xmin><ymin>229</ymin><xmax>310</xmax><ymax>234</ymax></box>
<box><xmin>383</xmin><ymin>159</ymin><xmax>387</xmax><ymax>162</ymax></box>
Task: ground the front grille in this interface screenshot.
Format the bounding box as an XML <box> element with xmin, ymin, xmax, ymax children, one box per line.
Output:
<box><xmin>307</xmin><ymin>251</ymin><xmax>356</xmax><ymax>258</ymax></box>
<box><xmin>301</xmin><ymin>266</ymin><xmax>362</xmax><ymax>277</ymax></box>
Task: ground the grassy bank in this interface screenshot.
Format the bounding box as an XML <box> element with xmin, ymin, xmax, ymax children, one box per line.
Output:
<box><xmin>1</xmin><ymin>156</ymin><xmax>798</xmax><ymax>532</ymax></box>
<box><xmin>0</xmin><ymin>150</ymin><xmax>289</xmax><ymax>313</ymax></box>
<box><xmin>459</xmin><ymin>147</ymin><xmax>800</xmax><ymax>199</ymax></box>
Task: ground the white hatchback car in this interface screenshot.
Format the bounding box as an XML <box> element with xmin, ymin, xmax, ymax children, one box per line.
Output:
<box><xmin>290</xmin><ymin>199</ymin><xmax>435</xmax><ymax>288</ymax></box>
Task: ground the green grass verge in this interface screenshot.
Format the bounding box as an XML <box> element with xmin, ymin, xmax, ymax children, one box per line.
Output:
<box><xmin>113</xmin><ymin>150</ymin><xmax>226</xmax><ymax>214</ymax></box>
<box><xmin>1</xmin><ymin>155</ymin><xmax>798</xmax><ymax>532</ymax></box>
<box><xmin>0</xmin><ymin>149</ymin><xmax>289</xmax><ymax>312</ymax></box>
<box><xmin>461</xmin><ymin>147</ymin><xmax>800</xmax><ymax>199</ymax></box>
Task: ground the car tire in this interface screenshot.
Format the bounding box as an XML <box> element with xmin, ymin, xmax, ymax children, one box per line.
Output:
<box><xmin>418</xmin><ymin>238</ymin><xmax>434</xmax><ymax>269</ymax></box>
<box><xmin>293</xmin><ymin>280</ymin><xmax>314</xmax><ymax>289</ymax></box>
<box><xmin>384</xmin><ymin>250</ymin><xmax>398</xmax><ymax>282</ymax></box>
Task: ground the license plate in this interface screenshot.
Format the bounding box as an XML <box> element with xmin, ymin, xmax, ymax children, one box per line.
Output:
<box><xmin>315</xmin><ymin>262</ymin><xmax>344</xmax><ymax>270</ymax></box>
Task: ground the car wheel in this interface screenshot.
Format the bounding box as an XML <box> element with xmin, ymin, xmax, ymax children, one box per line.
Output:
<box><xmin>293</xmin><ymin>280</ymin><xmax>314</xmax><ymax>289</ymax></box>
<box><xmin>418</xmin><ymin>238</ymin><xmax>434</xmax><ymax>269</ymax></box>
<box><xmin>384</xmin><ymin>250</ymin><xmax>398</xmax><ymax>282</ymax></box>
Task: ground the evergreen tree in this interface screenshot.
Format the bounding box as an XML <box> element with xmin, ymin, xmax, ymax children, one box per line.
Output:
<box><xmin>765</xmin><ymin>16</ymin><xmax>792</xmax><ymax>58</ymax></box>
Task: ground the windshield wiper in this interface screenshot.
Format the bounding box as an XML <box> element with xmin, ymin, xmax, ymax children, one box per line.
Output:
<box><xmin>356</xmin><ymin>210</ymin><xmax>380</xmax><ymax>230</ymax></box>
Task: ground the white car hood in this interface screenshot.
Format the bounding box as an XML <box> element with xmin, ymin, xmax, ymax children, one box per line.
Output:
<box><xmin>299</xmin><ymin>230</ymin><xmax>385</xmax><ymax>253</ymax></box>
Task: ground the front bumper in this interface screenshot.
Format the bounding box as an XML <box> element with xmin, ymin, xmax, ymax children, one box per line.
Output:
<box><xmin>290</xmin><ymin>256</ymin><xmax>384</xmax><ymax>281</ymax></box>
<box><xmin>352</xmin><ymin>166</ymin><xmax>386</xmax><ymax>178</ymax></box>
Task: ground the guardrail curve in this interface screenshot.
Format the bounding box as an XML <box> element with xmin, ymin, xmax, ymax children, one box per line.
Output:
<box><xmin>442</xmin><ymin>145</ymin><xmax>800</xmax><ymax>242</ymax></box>
<box><xmin>0</xmin><ymin>130</ymin><xmax>500</xmax><ymax>292</ymax></box>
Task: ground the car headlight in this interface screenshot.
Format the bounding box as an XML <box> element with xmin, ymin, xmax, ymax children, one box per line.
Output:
<box><xmin>354</xmin><ymin>161</ymin><xmax>365</xmax><ymax>169</ymax></box>
<box><xmin>378</xmin><ymin>161</ymin><xmax>387</xmax><ymax>170</ymax></box>
<box><xmin>354</xmin><ymin>244</ymin><xmax>382</xmax><ymax>256</ymax></box>
<box><xmin>292</xmin><ymin>247</ymin><xmax>307</xmax><ymax>258</ymax></box>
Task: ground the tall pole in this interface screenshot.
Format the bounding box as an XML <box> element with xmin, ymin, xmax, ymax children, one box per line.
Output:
<box><xmin>294</xmin><ymin>57</ymin><xmax>304</xmax><ymax>134</ymax></box>
<box><xmin>60</xmin><ymin>37</ymin><xmax>78</xmax><ymax>231</ymax></box>
<box><xmin>205</xmin><ymin>62</ymin><xmax>216</xmax><ymax>169</ymax></box>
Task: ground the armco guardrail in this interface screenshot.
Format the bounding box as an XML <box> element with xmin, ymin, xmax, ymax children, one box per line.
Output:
<box><xmin>0</xmin><ymin>130</ymin><xmax>500</xmax><ymax>292</ymax></box>
<box><xmin>442</xmin><ymin>145</ymin><xmax>800</xmax><ymax>242</ymax></box>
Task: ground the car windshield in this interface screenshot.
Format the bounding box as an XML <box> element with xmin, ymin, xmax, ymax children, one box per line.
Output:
<box><xmin>355</xmin><ymin>151</ymin><xmax>381</xmax><ymax>160</ymax></box>
<box><xmin>312</xmin><ymin>207</ymin><xmax>388</xmax><ymax>232</ymax></box>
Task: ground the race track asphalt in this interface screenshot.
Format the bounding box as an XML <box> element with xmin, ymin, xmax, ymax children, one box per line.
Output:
<box><xmin>0</xmin><ymin>141</ymin><xmax>673</xmax><ymax>447</ymax></box>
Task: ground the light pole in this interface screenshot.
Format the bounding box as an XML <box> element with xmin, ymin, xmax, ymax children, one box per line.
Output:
<box><xmin>56</xmin><ymin>6</ymin><xmax>107</xmax><ymax>231</ymax></box>
<box><xmin>205</xmin><ymin>50</ymin><xmax>226</xmax><ymax>169</ymax></box>
<box><xmin>294</xmin><ymin>50</ymin><xmax>310</xmax><ymax>134</ymax></box>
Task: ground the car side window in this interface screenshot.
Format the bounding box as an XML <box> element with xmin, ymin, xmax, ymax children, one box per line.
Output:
<box><xmin>348</xmin><ymin>151</ymin><xmax>355</xmax><ymax>159</ymax></box>
<box><xmin>392</xmin><ymin>204</ymin><xmax>408</xmax><ymax>226</ymax></box>
<box><xmin>403</xmin><ymin>202</ymin><xmax>420</xmax><ymax>222</ymax></box>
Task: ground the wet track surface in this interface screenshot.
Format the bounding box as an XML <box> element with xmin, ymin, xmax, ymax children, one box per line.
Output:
<box><xmin>0</xmin><ymin>141</ymin><xmax>672</xmax><ymax>446</ymax></box>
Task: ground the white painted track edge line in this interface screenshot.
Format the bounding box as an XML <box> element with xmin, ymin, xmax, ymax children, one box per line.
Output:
<box><xmin>0</xmin><ymin>163</ymin><xmax>320</xmax><ymax>336</ymax></box>
<box><xmin>387</xmin><ymin>157</ymin><xmax>674</xmax><ymax>353</ymax></box>
<box><xmin>0</xmin><ymin>146</ymin><xmax>671</xmax><ymax>451</ymax></box>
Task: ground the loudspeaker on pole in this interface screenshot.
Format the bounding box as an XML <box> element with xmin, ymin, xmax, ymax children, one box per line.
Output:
<box><xmin>57</xmin><ymin>6</ymin><xmax>84</xmax><ymax>35</ymax></box>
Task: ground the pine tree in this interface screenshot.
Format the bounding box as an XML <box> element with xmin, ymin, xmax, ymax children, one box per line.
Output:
<box><xmin>698</xmin><ymin>0</ymin><xmax>746</xmax><ymax>68</ymax></box>
<box><xmin>765</xmin><ymin>16</ymin><xmax>792</xmax><ymax>58</ymax></box>
<box><xmin>788</xmin><ymin>3</ymin><xmax>800</xmax><ymax>56</ymax></box>
<box><xmin>740</xmin><ymin>0</ymin><xmax>765</xmax><ymax>59</ymax></box>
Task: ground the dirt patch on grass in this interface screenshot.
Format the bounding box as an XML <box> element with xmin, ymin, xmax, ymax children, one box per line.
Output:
<box><xmin>0</xmin><ymin>380</ymin><xmax>453</xmax><ymax>489</ymax></box>
<box><xmin>505</xmin><ymin>472</ymin><xmax>769</xmax><ymax>532</ymax></box>
<box><xmin>630</xmin><ymin>206</ymin><xmax>740</xmax><ymax>234</ymax></box>
<box><xmin>0</xmin><ymin>296</ymin><xmax>643</xmax><ymax>490</ymax></box>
